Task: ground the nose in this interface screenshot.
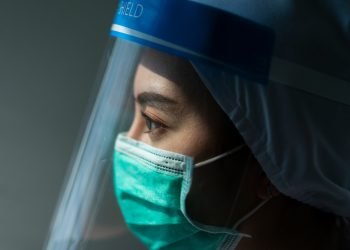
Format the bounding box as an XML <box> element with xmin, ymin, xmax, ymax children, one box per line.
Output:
<box><xmin>126</xmin><ymin>113</ymin><xmax>144</xmax><ymax>140</ymax></box>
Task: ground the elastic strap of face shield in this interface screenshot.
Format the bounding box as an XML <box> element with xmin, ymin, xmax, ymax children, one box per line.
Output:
<box><xmin>270</xmin><ymin>57</ymin><xmax>350</xmax><ymax>106</ymax></box>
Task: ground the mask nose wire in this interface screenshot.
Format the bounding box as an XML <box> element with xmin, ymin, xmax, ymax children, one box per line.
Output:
<box><xmin>194</xmin><ymin>144</ymin><xmax>246</xmax><ymax>168</ymax></box>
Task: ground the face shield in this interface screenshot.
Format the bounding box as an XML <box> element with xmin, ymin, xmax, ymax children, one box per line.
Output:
<box><xmin>45</xmin><ymin>0</ymin><xmax>350</xmax><ymax>249</ymax></box>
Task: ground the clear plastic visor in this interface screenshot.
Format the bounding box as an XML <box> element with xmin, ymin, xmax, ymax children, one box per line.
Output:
<box><xmin>44</xmin><ymin>38</ymin><xmax>256</xmax><ymax>250</ymax></box>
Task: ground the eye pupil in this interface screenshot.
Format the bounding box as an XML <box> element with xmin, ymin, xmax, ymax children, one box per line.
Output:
<box><xmin>141</xmin><ymin>111</ymin><xmax>165</xmax><ymax>134</ymax></box>
<box><xmin>143</xmin><ymin>113</ymin><xmax>159</xmax><ymax>131</ymax></box>
<box><xmin>152</xmin><ymin>121</ymin><xmax>158</xmax><ymax>129</ymax></box>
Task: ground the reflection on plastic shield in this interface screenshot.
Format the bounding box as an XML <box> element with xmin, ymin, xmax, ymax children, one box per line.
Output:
<box><xmin>45</xmin><ymin>40</ymin><xmax>141</xmax><ymax>250</ymax></box>
<box><xmin>110</xmin><ymin>0</ymin><xmax>274</xmax><ymax>84</ymax></box>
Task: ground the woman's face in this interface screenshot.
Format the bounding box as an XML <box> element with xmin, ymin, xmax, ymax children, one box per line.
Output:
<box><xmin>128</xmin><ymin>50</ymin><xmax>238</xmax><ymax>162</ymax></box>
<box><xmin>127</xmin><ymin>50</ymin><xmax>261</xmax><ymax>227</ymax></box>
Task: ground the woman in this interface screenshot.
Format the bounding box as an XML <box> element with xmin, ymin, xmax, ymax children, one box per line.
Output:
<box><xmin>43</xmin><ymin>1</ymin><xmax>350</xmax><ymax>249</ymax></box>
<box><xmin>113</xmin><ymin>48</ymin><xmax>350</xmax><ymax>250</ymax></box>
<box><xmin>110</xmin><ymin>0</ymin><xmax>350</xmax><ymax>249</ymax></box>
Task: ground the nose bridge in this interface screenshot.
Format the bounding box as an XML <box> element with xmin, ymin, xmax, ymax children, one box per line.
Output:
<box><xmin>127</xmin><ymin>124</ymin><xmax>141</xmax><ymax>140</ymax></box>
<box><xmin>126</xmin><ymin>106</ymin><xmax>144</xmax><ymax>141</ymax></box>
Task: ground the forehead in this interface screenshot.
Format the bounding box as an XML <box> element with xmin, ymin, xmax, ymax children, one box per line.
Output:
<box><xmin>133</xmin><ymin>64</ymin><xmax>184</xmax><ymax>100</ymax></box>
<box><xmin>133</xmin><ymin>49</ymin><xmax>200</xmax><ymax>101</ymax></box>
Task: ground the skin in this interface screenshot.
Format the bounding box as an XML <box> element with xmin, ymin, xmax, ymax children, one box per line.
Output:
<box><xmin>126</xmin><ymin>49</ymin><xmax>339</xmax><ymax>249</ymax></box>
<box><xmin>128</xmin><ymin>51</ymin><xmax>233</xmax><ymax>161</ymax></box>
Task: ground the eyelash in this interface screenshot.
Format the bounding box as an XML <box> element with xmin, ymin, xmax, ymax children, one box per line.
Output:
<box><xmin>141</xmin><ymin>111</ymin><xmax>166</xmax><ymax>134</ymax></box>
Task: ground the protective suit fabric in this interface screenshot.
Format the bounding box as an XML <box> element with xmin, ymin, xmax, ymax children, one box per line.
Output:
<box><xmin>194</xmin><ymin>64</ymin><xmax>350</xmax><ymax>217</ymax></box>
<box><xmin>113</xmin><ymin>133</ymin><xmax>240</xmax><ymax>250</ymax></box>
<box><xmin>191</xmin><ymin>0</ymin><xmax>350</xmax><ymax>217</ymax></box>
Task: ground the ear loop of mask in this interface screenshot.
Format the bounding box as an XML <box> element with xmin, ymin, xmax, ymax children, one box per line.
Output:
<box><xmin>228</xmin><ymin>153</ymin><xmax>272</xmax><ymax>239</ymax></box>
<box><xmin>194</xmin><ymin>144</ymin><xmax>246</xmax><ymax>168</ymax></box>
<box><xmin>195</xmin><ymin>146</ymin><xmax>273</xmax><ymax>240</ymax></box>
<box><xmin>193</xmin><ymin>144</ymin><xmax>253</xmax><ymax>239</ymax></box>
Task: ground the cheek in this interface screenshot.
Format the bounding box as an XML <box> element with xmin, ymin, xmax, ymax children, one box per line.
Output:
<box><xmin>187</xmin><ymin>127</ymin><xmax>224</xmax><ymax>163</ymax></box>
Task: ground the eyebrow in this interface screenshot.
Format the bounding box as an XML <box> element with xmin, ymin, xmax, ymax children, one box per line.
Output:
<box><xmin>136</xmin><ymin>92</ymin><xmax>178</xmax><ymax>112</ymax></box>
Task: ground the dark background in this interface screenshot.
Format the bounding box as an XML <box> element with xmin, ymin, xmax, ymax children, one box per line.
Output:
<box><xmin>0</xmin><ymin>1</ymin><xmax>118</xmax><ymax>249</ymax></box>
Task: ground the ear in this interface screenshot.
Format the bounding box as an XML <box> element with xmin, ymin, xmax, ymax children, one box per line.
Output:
<box><xmin>256</xmin><ymin>175</ymin><xmax>280</xmax><ymax>200</ymax></box>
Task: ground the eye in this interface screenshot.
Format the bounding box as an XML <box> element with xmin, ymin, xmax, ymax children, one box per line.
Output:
<box><xmin>141</xmin><ymin>111</ymin><xmax>166</xmax><ymax>133</ymax></box>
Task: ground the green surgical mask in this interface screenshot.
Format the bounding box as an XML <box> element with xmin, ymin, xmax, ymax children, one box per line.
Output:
<box><xmin>113</xmin><ymin>133</ymin><xmax>260</xmax><ymax>250</ymax></box>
